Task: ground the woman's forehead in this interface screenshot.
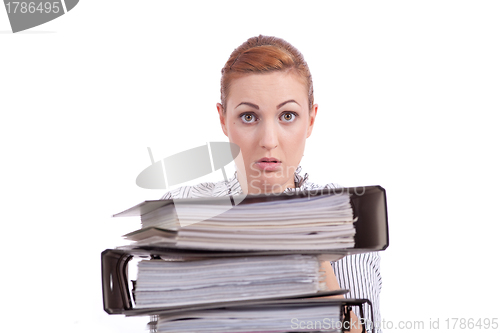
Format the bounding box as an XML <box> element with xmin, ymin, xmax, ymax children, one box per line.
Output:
<box><xmin>226</xmin><ymin>72</ymin><xmax>309</xmax><ymax>108</ymax></box>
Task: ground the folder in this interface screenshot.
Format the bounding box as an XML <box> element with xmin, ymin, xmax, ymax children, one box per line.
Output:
<box><xmin>113</xmin><ymin>185</ymin><xmax>388</xmax><ymax>255</ymax></box>
<box><xmin>101</xmin><ymin>185</ymin><xmax>388</xmax><ymax>333</ymax></box>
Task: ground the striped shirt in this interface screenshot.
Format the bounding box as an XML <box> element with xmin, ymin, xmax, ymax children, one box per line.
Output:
<box><xmin>161</xmin><ymin>166</ymin><xmax>382</xmax><ymax>333</ymax></box>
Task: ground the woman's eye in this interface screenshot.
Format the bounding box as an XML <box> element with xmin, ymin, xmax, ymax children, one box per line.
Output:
<box><xmin>280</xmin><ymin>112</ymin><xmax>296</xmax><ymax>122</ymax></box>
<box><xmin>241</xmin><ymin>113</ymin><xmax>256</xmax><ymax>123</ymax></box>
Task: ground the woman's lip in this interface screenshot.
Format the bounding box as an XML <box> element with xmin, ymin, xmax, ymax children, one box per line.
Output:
<box><xmin>257</xmin><ymin>158</ymin><xmax>280</xmax><ymax>163</ymax></box>
<box><xmin>254</xmin><ymin>161</ymin><xmax>282</xmax><ymax>171</ymax></box>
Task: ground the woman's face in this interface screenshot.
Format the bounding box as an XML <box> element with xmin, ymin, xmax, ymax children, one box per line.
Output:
<box><xmin>217</xmin><ymin>71</ymin><xmax>317</xmax><ymax>194</ymax></box>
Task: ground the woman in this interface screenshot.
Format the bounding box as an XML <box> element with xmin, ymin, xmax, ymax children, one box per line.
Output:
<box><xmin>162</xmin><ymin>35</ymin><xmax>381</xmax><ymax>333</ymax></box>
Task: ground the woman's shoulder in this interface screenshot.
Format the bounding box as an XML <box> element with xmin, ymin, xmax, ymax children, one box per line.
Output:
<box><xmin>301</xmin><ymin>181</ymin><xmax>340</xmax><ymax>190</ymax></box>
<box><xmin>160</xmin><ymin>172</ymin><xmax>241</xmax><ymax>199</ymax></box>
<box><xmin>160</xmin><ymin>180</ymin><xmax>229</xmax><ymax>199</ymax></box>
<box><xmin>298</xmin><ymin>178</ymin><xmax>341</xmax><ymax>192</ymax></box>
<box><xmin>291</xmin><ymin>166</ymin><xmax>341</xmax><ymax>192</ymax></box>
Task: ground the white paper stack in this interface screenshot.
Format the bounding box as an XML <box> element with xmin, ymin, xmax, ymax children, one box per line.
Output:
<box><xmin>134</xmin><ymin>254</ymin><xmax>327</xmax><ymax>309</ymax></box>
<box><xmin>125</xmin><ymin>192</ymin><xmax>355</xmax><ymax>251</ymax></box>
<box><xmin>156</xmin><ymin>304</ymin><xmax>342</xmax><ymax>333</ymax></box>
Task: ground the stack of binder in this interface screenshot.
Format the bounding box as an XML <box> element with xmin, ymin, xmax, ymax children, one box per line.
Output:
<box><xmin>101</xmin><ymin>186</ymin><xmax>388</xmax><ymax>332</ymax></box>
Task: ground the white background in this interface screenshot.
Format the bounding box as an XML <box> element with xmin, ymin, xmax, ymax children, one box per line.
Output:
<box><xmin>1</xmin><ymin>1</ymin><xmax>499</xmax><ymax>332</ymax></box>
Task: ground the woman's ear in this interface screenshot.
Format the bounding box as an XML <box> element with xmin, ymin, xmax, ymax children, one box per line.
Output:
<box><xmin>217</xmin><ymin>103</ymin><xmax>228</xmax><ymax>137</ymax></box>
<box><xmin>306</xmin><ymin>104</ymin><xmax>318</xmax><ymax>138</ymax></box>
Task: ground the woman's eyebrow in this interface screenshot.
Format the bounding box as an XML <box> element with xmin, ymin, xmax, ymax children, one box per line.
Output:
<box><xmin>235</xmin><ymin>102</ymin><xmax>259</xmax><ymax>109</ymax></box>
<box><xmin>277</xmin><ymin>99</ymin><xmax>300</xmax><ymax>109</ymax></box>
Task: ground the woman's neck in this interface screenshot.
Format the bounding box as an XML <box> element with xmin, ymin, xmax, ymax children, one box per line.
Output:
<box><xmin>236</xmin><ymin>173</ymin><xmax>296</xmax><ymax>195</ymax></box>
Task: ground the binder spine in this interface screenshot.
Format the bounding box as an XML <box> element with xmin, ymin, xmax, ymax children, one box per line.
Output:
<box><xmin>101</xmin><ymin>249</ymin><xmax>133</xmax><ymax>314</ymax></box>
<box><xmin>342</xmin><ymin>299</ymin><xmax>373</xmax><ymax>333</ymax></box>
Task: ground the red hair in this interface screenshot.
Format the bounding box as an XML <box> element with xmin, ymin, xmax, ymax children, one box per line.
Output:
<box><xmin>220</xmin><ymin>35</ymin><xmax>314</xmax><ymax>111</ymax></box>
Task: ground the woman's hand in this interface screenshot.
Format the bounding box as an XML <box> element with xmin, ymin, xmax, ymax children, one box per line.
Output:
<box><xmin>320</xmin><ymin>261</ymin><xmax>363</xmax><ymax>333</ymax></box>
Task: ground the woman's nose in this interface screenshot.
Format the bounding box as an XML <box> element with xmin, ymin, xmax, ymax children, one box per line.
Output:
<box><xmin>259</xmin><ymin>120</ymin><xmax>279</xmax><ymax>150</ymax></box>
